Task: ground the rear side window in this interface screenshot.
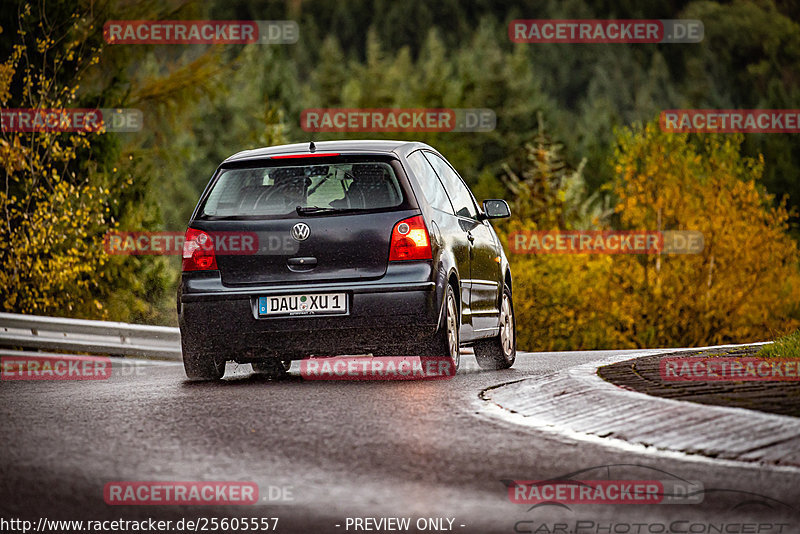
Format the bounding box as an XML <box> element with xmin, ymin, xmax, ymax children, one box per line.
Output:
<box><xmin>423</xmin><ymin>152</ymin><xmax>478</xmax><ymax>219</ymax></box>
<box><xmin>406</xmin><ymin>151</ymin><xmax>454</xmax><ymax>214</ymax></box>
<box><xmin>201</xmin><ymin>162</ymin><xmax>403</xmax><ymax>217</ymax></box>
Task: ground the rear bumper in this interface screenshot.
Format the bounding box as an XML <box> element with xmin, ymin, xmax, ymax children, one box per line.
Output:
<box><xmin>179</xmin><ymin>263</ymin><xmax>441</xmax><ymax>360</ymax></box>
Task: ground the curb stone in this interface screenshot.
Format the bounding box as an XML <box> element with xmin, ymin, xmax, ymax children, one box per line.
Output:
<box><xmin>481</xmin><ymin>344</ymin><xmax>800</xmax><ymax>468</ymax></box>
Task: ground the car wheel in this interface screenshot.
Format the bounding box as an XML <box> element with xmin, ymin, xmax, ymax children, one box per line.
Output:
<box><xmin>420</xmin><ymin>283</ymin><xmax>460</xmax><ymax>374</ymax></box>
<box><xmin>182</xmin><ymin>338</ymin><xmax>224</xmax><ymax>381</ymax></box>
<box><xmin>252</xmin><ymin>359</ymin><xmax>291</xmax><ymax>379</ymax></box>
<box><xmin>474</xmin><ymin>286</ymin><xmax>516</xmax><ymax>370</ymax></box>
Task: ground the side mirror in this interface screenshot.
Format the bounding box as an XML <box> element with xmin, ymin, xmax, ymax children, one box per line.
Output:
<box><xmin>481</xmin><ymin>199</ymin><xmax>511</xmax><ymax>219</ymax></box>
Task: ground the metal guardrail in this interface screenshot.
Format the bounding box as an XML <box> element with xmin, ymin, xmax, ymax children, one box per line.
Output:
<box><xmin>0</xmin><ymin>313</ymin><xmax>182</xmax><ymax>361</ymax></box>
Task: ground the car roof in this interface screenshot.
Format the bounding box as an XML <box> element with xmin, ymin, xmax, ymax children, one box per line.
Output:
<box><xmin>223</xmin><ymin>140</ymin><xmax>436</xmax><ymax>163</ymax></box>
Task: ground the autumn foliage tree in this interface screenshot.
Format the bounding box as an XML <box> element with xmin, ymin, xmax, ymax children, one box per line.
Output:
<box><xmin>496</xmin><ymin>119</ymin><xmax>618</xmax><ymax>351</ymax></box>
<box><xmin>0</xmin><ymin>7</ymin><xmax>116</xmax><ymax>317</ymax></box>
<box><xmin>503</xmin><ymin>119</ymin><xmax>800</xmax><ymax>351</ymax></box>
<box><xmin>609</xmin><ymin>121</ymin><xmax>800</xmax><ymax>347</ymax></box>
<box><xmin>1</xmin><ymin>1</ymin><xmax>228</xmax><ymax>323</ymax></box>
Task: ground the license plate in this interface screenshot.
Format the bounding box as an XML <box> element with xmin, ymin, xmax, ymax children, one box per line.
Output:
<box><xmin>258</xmin><ymin>293</ymin><xmax>347</xmax><ymax>317</ymax></box>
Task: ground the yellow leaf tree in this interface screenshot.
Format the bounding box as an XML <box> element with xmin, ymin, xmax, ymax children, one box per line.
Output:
<box><xmin>0</xmin><ymin>8</ymin><xmax>115</xmax><ymax>317</ymax></box>
<box><xmin>501</xmin><ymin>119</ymin><xmax>800</xmax><ymax>351</ymax></box>
<box><xmin>610</xmin><ymin>121</ymin><xmax>800</xmax><ymax>347</ymax></box>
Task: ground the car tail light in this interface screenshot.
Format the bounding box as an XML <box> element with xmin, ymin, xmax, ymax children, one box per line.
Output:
<box><xmin>182</xmin><ymin>228</ymin><xmax>217</xmax><ymax>271</ymax></box>
<box><xmin>389</xmin><ymin>215</ymin><xmax>432</xmax><ymax>261</ymax></box>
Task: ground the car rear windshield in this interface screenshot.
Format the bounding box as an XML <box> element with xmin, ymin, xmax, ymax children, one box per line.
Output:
<box><xmin>201</xmin><ymin>161</ymin><xmax>405</xmax><ymax>218</ymax></box>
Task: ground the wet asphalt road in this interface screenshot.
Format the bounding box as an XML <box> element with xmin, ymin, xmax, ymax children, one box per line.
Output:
<box><xmin>1</xmin><ymin>350</ymin><xmax>799</xmax><ymax>534</ymax></box>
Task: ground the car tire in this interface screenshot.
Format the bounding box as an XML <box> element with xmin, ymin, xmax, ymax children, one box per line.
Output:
<box><xmin>182</xmin><ymin>338</ymin><xmax>224</xmax><ymax>381</ymax></box>
<box><xmin>252</xmin><ymin>359</ymin><xmax>291</xmax><ymax>379</ymax></box>
<box><xmin>419</xmin><ymin>283</ymin><xmax>460</xmax><ymax>375</ymax></box>
<box><xmin>474</xmin><ymin>286</ymin><xmax>516</xmax><ymax>370</ymax></box>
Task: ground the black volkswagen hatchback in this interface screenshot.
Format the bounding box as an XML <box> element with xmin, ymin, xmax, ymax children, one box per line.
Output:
<box><xmin>179</xmin><ymin>140</ymin><xmax>515</xmax><ymax>380</ymax></box>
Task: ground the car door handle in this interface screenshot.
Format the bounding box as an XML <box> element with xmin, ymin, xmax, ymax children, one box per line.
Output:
<box><xmin>287</xmin><ymin>257</ymin><xmax>317</xmax><ymax>266</ymax></box>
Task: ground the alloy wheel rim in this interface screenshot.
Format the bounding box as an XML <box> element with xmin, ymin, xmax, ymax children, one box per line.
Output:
<box><xmin>446</xmin><ymin>293</ymin><xmax>459</xmax><ymax>368</ymax></box>
<box><xmin>500</xmin><ymin>294</ymin><xmax>514</xmax><ymax>359</ymax></box>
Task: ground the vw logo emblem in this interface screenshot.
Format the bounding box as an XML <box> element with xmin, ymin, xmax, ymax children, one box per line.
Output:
<box><xmin>291</xmin><ymin>222</ymin><xmax>310</xmax><ymax>242</ymax></box>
